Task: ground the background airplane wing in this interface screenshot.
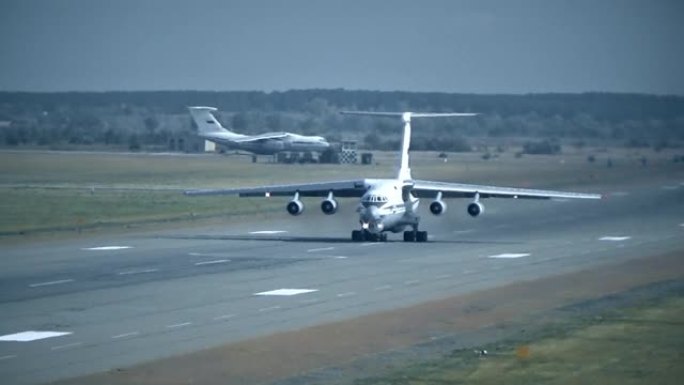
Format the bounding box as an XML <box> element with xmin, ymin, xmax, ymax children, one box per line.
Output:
<box><xmin>411</xmin><ymin>180</ymin><xmax>602</xmax><ymax>200</ymax></box>
<box><xmin>185</xmin><ymin>179</ymin><xmax>369</xmax><ymax>198</ymax></box>
<box><xmin>232</xmin><ymin>132</ymin><xmax>289</xmax><ymax>143</ymax></box>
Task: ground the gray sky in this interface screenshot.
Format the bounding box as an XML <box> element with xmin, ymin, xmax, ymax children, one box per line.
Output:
<box><xmin>1</xmin><ymin>0</ymin><xmax>682</xmax><ymax>94</ymax></box>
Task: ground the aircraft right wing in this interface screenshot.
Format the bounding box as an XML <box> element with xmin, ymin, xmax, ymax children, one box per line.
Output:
<box><xmin>185</xmin><ymin>179</ymin><xmax>373</xmax><ymax>198</ymax></box>
<box><xmin>410</xmin><ymin>180</ymin><xmax>602</xmax><ymax>200</ymax></box>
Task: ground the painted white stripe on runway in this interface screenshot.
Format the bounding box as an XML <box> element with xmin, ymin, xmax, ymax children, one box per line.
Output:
<box><xmin>332</xmin><ymin>256</ymin><xmax>348</xmax><ymax>259</ymax></box>
<box><xmin>0</xmin><ymin>355</ymin><xmax>16</xmax><ymax>361</ymax></box>
<box><xmin>488</xmin><ymin>253</ymin><xmax>530</xmax><ymax>259</ymax></box>
<box><xmin>336</xmin><ymin>291</ymin><xmax>356</xmax><ymax>298</ymax></box>
<box><xmin>29</xmin><ymin>279</ymin><xmax>74</xmax><ymax>288</ymax></box>
<box><xmin>360</xmin><ymin>242</ymin><xmax>381</xmax><ymax>247</ymax></box>
<box><xmin>117</xmin><ymin>268</ymin><xmax>159</xmax><ymax>275</ymax></box>
<box><xmin>51</xmin><ymin>342</ymin><xmax>82</xmax><ymax>351</ymax></box>
<box><xmin>404</xmin><ymin>280</ymin><xmax>420</xmax><ymax>285</ymax></box>
<box><xmin>166</xmin><ymin>322</ymin><xmax>192</xmax><ymax>329</ymax></box>
<box><xmin>599</xmin><ymin>236</ymin><xmax>631</xmax><ymax>242</ymax></box>
<box><xmin>111</xmin><ymin>332</ymin><xmax>139</xmax><ymax>339</ymax></box>
<box><xmin>373</xmin><ymin>285</ymin><xmax>392</xmax><ymax>291</ymax></box>
<box><xmin>661</xmin><ymin>185</ymin><xmax>679</xmax><ymax>190</ymax></box>
<box><xmin>249</xmin><ymin>230</ymin><xmax>287</xmax><ymax>234</ymax></box>
<box><xmin>452</xmin><ymin>229</ymin><xmax>474</xmax><ymax>234</ymax></box>
<box><xmin>307</xmin><ymin>247</ymin><xmax>334</xmax><ymax>252</ymax></box>
<box><xmin>259</xmin><ymin>306</ymin><xmax>282</xmax><ymax>312</ymax></box>
<box><xmin>0</xmin><ymin>331</ymin><xmax>73</xmax><ymax>342</ymax></box>
<box><xmin>82</xmin><ymin>246</ymin><xmax>132</xmax><ymax>251</ymax></box>
<box><xmin>194</xmin><ymin>259</ymin><xmax>230</xmax><ymax>266</ymax></box>
<box><xmin>213</xmin><ymin>314</ymin><xmax>235</xmax><ymax>321</ymax></box>
<box><xmin>254</xmin><ymin>288</ymin><xmax>318</xmax><ymax>296</ymax></box>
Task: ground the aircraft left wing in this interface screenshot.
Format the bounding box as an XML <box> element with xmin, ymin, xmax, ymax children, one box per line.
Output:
<box><xmin>410</xmin><ymin>180</ymin><xmax>601</xmax><ymax>200</ymax></box>
<box><xmin>185</xmin><ymin>179</ymin><xmax>372</xmax><ymax>198</ymax></box>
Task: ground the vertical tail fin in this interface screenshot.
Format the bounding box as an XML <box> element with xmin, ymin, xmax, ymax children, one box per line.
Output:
<box><xmin>341</xmin><ymin>111</ymin><xmax>478</xmax><ymax>182</ymax></box>
<box><xmin>188</xmin><ymin>106</ymin><xmax>229</xmax><ymax>134</ymax></box>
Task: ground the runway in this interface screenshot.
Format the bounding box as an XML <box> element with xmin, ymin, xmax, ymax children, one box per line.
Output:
<box><xmin>0</xmin><ymin>179</ymin><xmax>682</xmax><ymax>384</ymax></box>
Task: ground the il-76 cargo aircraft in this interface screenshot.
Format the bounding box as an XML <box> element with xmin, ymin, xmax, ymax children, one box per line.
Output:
<box><xmin>186</xmin><ymin>111</ymin><xmax>601</xmax><ymax>242</ymax></box>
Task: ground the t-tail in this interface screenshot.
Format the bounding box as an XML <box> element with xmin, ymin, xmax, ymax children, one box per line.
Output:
<box><xmin>188</xmin><ymin>106</ymin><xmax>244</xmax><ymax>140</ymax></box>
<box><xmin>341</xmin><ymin>111</ymin><xmax>478</xmax><ymax>182</ymax></box>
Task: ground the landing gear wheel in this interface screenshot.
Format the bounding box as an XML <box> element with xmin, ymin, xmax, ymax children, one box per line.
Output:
<box><xmin>351</xmin><ymin>230</ymin><xmax>363</xmax><ymax>242</ymax></box>
<box><xmin>416</xmin><ymin>231</ymin><xmax>428</xmax><ymax>242</ymax></box>
<box><xmin>403</xmin><ymin>231</ymin><xmax>416</xmax><ymax>242</ymax></box>
<box><xmin>380</xmin><ymin>233</ymin><xmax>388</xmax><ymax>242</ymax></box>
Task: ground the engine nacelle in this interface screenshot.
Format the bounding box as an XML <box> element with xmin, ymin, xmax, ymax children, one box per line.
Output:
<box><xmin>467</xmin><ymin>201</ymin><xmax>484</xmax><ymax>217</ymax></box>
<box><xmin>286</xmin><ymin>199</ymin><xmax>304</xmax><ymax>216</ymax></box>
<box><xmin>320</xmin><ymin>198</ymin><xmax>338</xmax><ymax>215</ymax></box>
<box><xmin>429</xmin><ymin>200</ymin><xmax>447</xmax><ymax>215</ymax></box>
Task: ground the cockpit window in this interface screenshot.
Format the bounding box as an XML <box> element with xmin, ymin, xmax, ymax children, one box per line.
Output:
<box><xmin>362</xmin><ymin>194</ymin><xmax>388</xmax><ymax>206</ymax></box>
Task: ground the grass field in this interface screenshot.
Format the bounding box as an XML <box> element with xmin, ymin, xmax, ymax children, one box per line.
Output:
<box><xmin>0</xmin><ymin>148</ymin><xmax>681</xmax><ymax>236</ymax></box>
<box><xmin>357</xmin><ymin>295</ymin><xmax>684</xmax><ymax>385</ymax></box>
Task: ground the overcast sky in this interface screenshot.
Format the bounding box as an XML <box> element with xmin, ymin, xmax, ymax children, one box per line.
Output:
<box><xmin>1</xmin><ymin>0</ymin><xmax>682</xmax><ymax>94</ymax></box>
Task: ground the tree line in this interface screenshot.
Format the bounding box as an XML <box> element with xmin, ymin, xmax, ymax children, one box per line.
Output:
<box><xmin>0</xmin><ymin>90</ymin><xmax>682</xmax><ymax>152</ymax></box>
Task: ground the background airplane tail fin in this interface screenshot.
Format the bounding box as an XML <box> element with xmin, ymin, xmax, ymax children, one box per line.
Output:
<box><xmin>188</xmin><ymin>106</ymin><xmax>230</xmax><ymax>134</ymax></box>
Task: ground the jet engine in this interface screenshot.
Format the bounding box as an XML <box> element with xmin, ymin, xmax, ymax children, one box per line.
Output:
<box><xmin>320</xmin><ymin>198</ymin><xmax>338</xmax><ymax>215</ymax></box>
<box><xmin>286</xmin><ymin>199</ymin><xmax>304</xmax><ymax>216</ymax></box>
<box><xmin>467</xmin><ymin>202</ymin><xmax>484</xmax><ymax>217</ymax></box>
<box><xmin>429</xmin><ymin>200</ymin><xmax>447</xmax><ymax>215</ymax></box>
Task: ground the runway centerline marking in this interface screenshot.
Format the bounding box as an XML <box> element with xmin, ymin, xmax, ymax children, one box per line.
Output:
<box><xmin>249</xmin><ymin>230</ymin><xmax>287</xmax><ymax>234</ymax></box>
<box><xmin>194</xmin><ymin>259</ymin><xmax>230</xmax><ymax>266</ymax></box>
<box><xmin>254</xmin><ymin>288</ymin><xmax>318</xmax><ymax>296</ymax></box>
<box><xmin>0</xmin><ymin>331</ymin><xmax>72</xmax><ymax>342</ymax></box>
<box><xmin>488</xmin><ymin>253</ymin><xmax>530</xmax><ymax>259</ymax></box>
<box><xmin>360</xmin><ymin>242</ymin><xmax>381</xmax><ymax>247</ymax></box>
<box><xmin>166</xmin><ymin>322</ymin><xmax>192</xmax><ymax>329</ymax></box>
<box><xmin>29</xmin><ymin>279</ymin><xmax>74</xmax><ymax>288</ymax></box>
<box><xmin>82</xmin><ymin>246</ymin><xmax>132</xmax><ymax>251</ymax></box>
<box><xmin>336</xmin><ymin>291</ymin><xmax>356</xmax><ymax>298</ymax></box>
<box><xmin>374</xmin><ymin>285</ymin><xmax>392</xmax><ymax>291</ymax></box>
<box><xmin>0</xmin><ymin>355</ymin><xmax>16</xmax><ymax>361</ymax></box>
<box><xmin>332</xmin><ymin>256</ymin><xmax>348</xmax><ymax>259</ymax></box>
<box><xmin>111</xmin><ymin>332</ymin><xmax>139</xmax><ymax>339</ymax></box>
<box><xmin>213</xmin><ymin>314</ymin><xmax>235</xmax><ymax>321</ymax></box>
<box><xmin>404</xmin><ymin>280</ymin><xmax>420</xmax><ymax>285</ymax></box>
<box><xmin>50</xmin><ymin>342</ymin><xmax>82</xmax><ymax>351</ymax></box>
<box><xmin>307</xmin><ymin>247</ymin><xmax>335</xmax><ymax>252</ymax></box>
<box><xmin>117</xmin><ymin>268</ymin><xmax>159</xmax><ymax>275</ymax></box>
<box><xmin>599</xmin><ymin>236</ymin><xmax>631</xmax><ymax>242</ymax></box>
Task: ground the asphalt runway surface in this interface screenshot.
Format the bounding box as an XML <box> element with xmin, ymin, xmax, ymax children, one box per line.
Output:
<box><xmin>0</xmin><ymin>179</ymin><xmax>682</xmax><ymax>384</ymax></box>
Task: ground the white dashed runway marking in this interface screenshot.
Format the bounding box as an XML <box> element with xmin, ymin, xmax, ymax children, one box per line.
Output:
<box><xmin>194</xmin><ymin>259</ymin><xmax>230</xmax><ymax>266</ymax></box>
<box><xmin>0</xmin><ymin>331</ymin><xmax>72</xmax><ymax>342</ymax></box>
<box><xmin>373</xmin><ymin>285</ymin><xmax>392</xmax><ymax>291</ymax></box>
<box><xmin>336</xmin><ymin>292</ymin><xmax>356</xmax><ymax>298</ymax></box>
<box><xmin>488</xmin><ymin>253</ymin><xmax>530</xmax><ymax>259</ymax></box>
<box><xmin>332</xmin><ymin>256</ymin><xmax>348</xmax><ymax>259</ymax></box>
<box><xmin>117</xmin><ymin>268</ymin><xmax>159</xmax><ymax>275</ymax></box>
<box><xmin>29</xmin><ymin>279</ymin><xmax>74</xmax><ymax>288</ymax></box>
<box><xmin>249</xmin><ymin>230</ymin><xmax>287</xmax><ymax>234</ymax></box>
<box><xmin>82</xmin><ymin>246</ymin><xmax>132</xmax><ymax>251</ymax></box>
<box><xmin>166</xmin><ymin>322</ymin><xmax>192</xmax><ymax>329</ymax></box>
<box><xmin>307</xmin><ymin>247</ymin><xmax>334</xmax><ymax>252</ymax></box>
<box><xmin>254</xmin><ymin>288</ymin><xmax>318</xmax><ymax>296</ymax></box>
<box><xmin>213</xmin><ymin>314</ymin><xmax>235</xmax><ymax>321</ymax></box>
<box><xmin>258</xmin><ymin>306</ymin><xmax>281</xmax><ymax>312</ymax></box>
<box><xmin>111</xmin><ymin>332</ymin><xmax>139</xmax><ymax>339</ymax></box>
<box><xmin>599</xmin><ymin>236</ymin><xmax>631</xmax><ymax>242</ymax></box>
<box><xmin>50</xmin><ymin>342</ymin><xmax>82</xmax><ymax>351</ymax></box>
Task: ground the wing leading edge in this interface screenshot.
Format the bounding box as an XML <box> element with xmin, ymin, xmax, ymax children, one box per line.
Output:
<box><xmin>411</xmin><ymin>180</ymin><xmax>602</xmax><ymax>200</ymax></box>
<box><xmin>184</xmin><ymin>179</ymin><xmax>372</xmax><ymax>198</ymax></box>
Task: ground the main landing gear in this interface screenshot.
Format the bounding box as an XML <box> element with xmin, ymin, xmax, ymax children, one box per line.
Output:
<box><xmin>403</xmin><ymin>230</ymin><xmax>428</xmax><ymax>242</ymax></box>
<box><xmin>351</xmin><ymin>230</ymin><xmax>388</xmax><ymax>242</ymax></box>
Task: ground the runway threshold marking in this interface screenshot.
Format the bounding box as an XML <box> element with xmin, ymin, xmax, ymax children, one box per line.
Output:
<box><xmin>254</xmin><ymin>288</ymin><xmax>318</xmax><ymax>296</ymax></box>
<box><xmin>488</xmin><ymin>253</ymin><xmax>530</xmax><ymax>259</ymax></box>
<box><xmin>249</xmin><ymin>230</ymin><xmax>287</xmax><ymax>234</ymax></box>
<box><xmin>307</xmin><ymin>247</ymin><xmax>335</xmax><ymax>252</ymax></box>
<box><xmin>29</xmin><ymin>279</ymin><xmax>74</xmax><ymax>288</ymax></box>
<box><xmin>82</xmin><ymin>246</ymin><xmax>132</xmax><ymax>251</ymax></box>
<box><xmin>599</xmin><ymin>236</ymin><xmax>631</xmax><ymax>242</ymax></box>
<box><xmin>194</xmin><ymin>259</ymin><xmax>230</xmax><ymax>266</ymax></box>
<box><xmin>0</xmin><ymin>331</ymin><xmax>72</xmax><ymax>342</ymax></box>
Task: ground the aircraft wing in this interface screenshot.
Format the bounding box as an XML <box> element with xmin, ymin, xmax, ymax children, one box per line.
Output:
<box><xmin>185</xmin><ymin>179</ymin><xmax>370</xmax><ymax>198</ymax></box>
<box><xmin>410</xmin><ymin>180</ymin><xmax>601</xmax><ymax>200</ymax></box>
<box><xmin>231</xmin><ymin>132</ymin><xmax>289</xmax><ymax>143</ymax></box>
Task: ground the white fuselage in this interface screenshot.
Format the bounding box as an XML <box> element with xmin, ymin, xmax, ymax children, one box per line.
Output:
<box><xmin>357</xmin><ymin>179</ymin><xmax>420</xmax><ymax>234</ymax></box>
<box><xmin>201</xmin><ymin>132</ymin><xmax>330</xmax><ymax>155</ymax></box>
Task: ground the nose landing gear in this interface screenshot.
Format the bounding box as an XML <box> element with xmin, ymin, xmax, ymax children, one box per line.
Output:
<box><xmin>351</xmin><ymin>230</ymin><xmax>388</xmax><ymax>242</ymax></box>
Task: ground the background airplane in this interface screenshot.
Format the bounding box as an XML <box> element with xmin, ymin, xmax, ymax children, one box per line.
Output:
<box><xmin>188</xmin><ymin>106</ymin><xmax>330</xmax><ymax>156</ymax></box>
<box><xmin>186</xmin><ymin>111</ymin><xmax>601</xmax><ymax>242</ymax></box>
